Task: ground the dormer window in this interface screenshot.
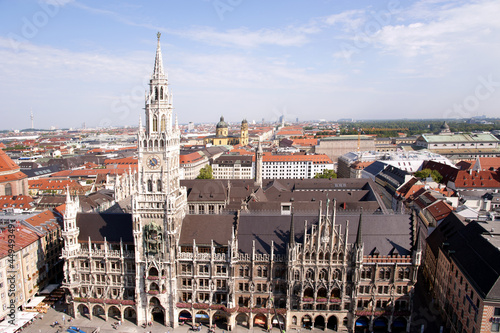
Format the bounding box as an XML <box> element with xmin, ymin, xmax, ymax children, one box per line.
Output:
<box><xmin>281</xmin><ymin>203</ymin><xmax>291</xmax><ymax>215</ymax></box>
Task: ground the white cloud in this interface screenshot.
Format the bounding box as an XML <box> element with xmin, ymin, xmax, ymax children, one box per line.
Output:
<box><xmin>171</xmin><ymin>27</ymin><xmax>311</xmax><ymax>48</ymax></box>
<box><xmin>374</xmin><ymin>0</ymin><xmax>500</xmax><ymax>57</ymax></box>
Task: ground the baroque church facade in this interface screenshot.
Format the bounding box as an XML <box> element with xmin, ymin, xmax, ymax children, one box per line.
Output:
<box><xmin>203</xmin><ymin>116</ymin><xmax>249</xmax><ymax>146</ymax></box>
<box><xmin>62</xmin><ymin>34</ymin><xmax>420</xmax><ymax>333</ymax></box>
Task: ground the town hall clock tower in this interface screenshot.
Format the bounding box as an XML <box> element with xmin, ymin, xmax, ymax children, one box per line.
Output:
<box><xmin>133</xmin><ymin>32</ymin><xmax>187</xmax><ymax>327</ymax></box>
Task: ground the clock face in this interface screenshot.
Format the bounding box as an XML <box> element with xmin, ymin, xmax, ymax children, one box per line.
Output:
<box><xmin>147</xmin><ymin>155</ymin><xmax>161</xmax><ymax>169</ymax></box>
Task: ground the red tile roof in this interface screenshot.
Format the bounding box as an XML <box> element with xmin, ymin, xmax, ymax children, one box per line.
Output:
<box><xmin>0</xmin><ymin>149</ymin><xmax>27</xmax><ymax>183</ymax></box>
<box><xmin>24</xmin><ymin>209</ymin><xmax>61</xmax><ymax>233</ymax></box>
<box><xmin>229</xmin><ymin>148</ymin><xmax>254</xmax><ymax>156</ymax></box>
<box><xmin>104</xmin><ymin>157</ymin><xmax>138</xmax><ymax>166</ymax></box>
<box><xmin>28</xmin><ymin>179</ymin><xmax>83</xmax><ymax>191</ymax></box>
<box><xmin>454</xmin><ymin>170</ymin><xmax>500</xmax><ymax>189</ymax></box>
<box><xmin>180</xmin><ymin>152</ymin><xmax>205</xmax><ymax>165</ymax></box>
<box><xmin>425</xmin><ymin>200</ymin><xmax>453</xmax><ymax>221</ymax></box>
<box><xmin>0</xmin><ymin>195</ymin><xmax>34</xmax><ymax>210</ymax></box>
<box><xmin>0</xmin><ymin>224</ymin><xmax>41</xmax><ymax>258</ymax></box>
<box><xmin>475</xmin><ymin>157</ymin><xmax>500</xmax><ymax>171</ymax></box>
<box><xmin>51</xmin><ymin>168</ymin><xmax>128</xmax><ymax>178</ymax></box>
<box><xmin>292</xmin><ymin>139</ymin><xmax>318</xmax><ymax>147</ymax></box>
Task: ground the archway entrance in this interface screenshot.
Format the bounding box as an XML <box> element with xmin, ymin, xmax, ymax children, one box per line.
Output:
<box><xmin>391</xmin><ymin>317</ymin><xmax>407</xmax><ymax>333</ymax></box>
<box><xmin>93</xmin><ymin>305</ymin><xmax>105</xmax><ymax>321</ymax></box>
<box><xmin>77</xmin><ymin>304</ymin><xmax>90</xmax><ymax>319</ymax></box>
<box><xmin>236</xmin><ymin>313</ymin><xmax>249</xmax><ymax>329</ymax></box>
<box><xmin>272</xmin><ymin>314</ymin><xmax>285</xmax><ymax>329</ymax></box>
<box><xmin>302</xmin><ymin>315</ymin><xmax>312</xmax><ymax>329</ymax></box>
<box><xmin>327</xmin><ymin>316</ymin><xmax>338</xmax><ymax>331</ymax></box>
<box><xmin>108</xmin><ymin>306</ymin><xmax>121</xmax><ymax>321</ymax></box>
<box><xmin>355</xmin><ymin>316</ymin><xmax>369</xmax><ymax>333</ymax></box>
<box><xmin>314</xmin><ymin>315</ymin><xmax>325</xmax><ymax>329</ymax></box>
<box><xmin>373</xmin><ymin>317</ymin><xmax>388</xmax><ymax>332</ymax></box>
<box><xmin>212</xmin><ymin>310</ymin><xmax>228</xmax><ymax>330</ymax></box>
<box><xmin>195</xmin><ymin>311</ymin><xmax>209</xmax><ymax>327</ymax></box>
<box><xmin>124</xmin><ymin>307</ymin><xmax>136</xmax><ymax>324</ymax></box>
<box><xmin>254</xmin><ymin>313</ymin><xmax>267</xmax><ymax>329</ymax></box>
<box><xmin>179</xmin><ymin>310</ymin><xmax>192</xmax><ymax>325</ymax></box>
<box><xmin>152</xmin><ymin>306</ymin><xmax>165</xmax><ymax>325</ymax></box>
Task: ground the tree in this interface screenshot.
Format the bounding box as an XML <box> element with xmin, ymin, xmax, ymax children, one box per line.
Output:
<box><xmin>196</xmin><ymin>165</ymin><xmax>213</xmax><ymax>179</ymax></box>
<box><xmin>414</xmin><ymin>168</ymin><xmax>442</xmax><ymax>183</ymax></box>
<box><xmin>314</xmin><ymin>169</ymin><xmax>337</xmax><ymax>179</ymax></box>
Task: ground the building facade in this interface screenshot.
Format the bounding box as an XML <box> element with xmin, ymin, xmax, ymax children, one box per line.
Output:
<box><xmin>61</xmin><ymin>34</ymin><xmax>420</xmax><ymax>333</ymax></box>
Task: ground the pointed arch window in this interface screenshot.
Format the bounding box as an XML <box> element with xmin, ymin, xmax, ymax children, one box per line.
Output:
<box><xmin>157</xmin><ymin>180</ymin><xmax>162</xmax><ymax>192</ymax></box>
<box><xmin>161</xmin><ymin>115</ymin><xmax>166</xmax><ymax>132</ymax></box>
<box><xmin>160</xmin><ymin>87</ymin><xmax>164</xmax><ymax>100</ymax></box>
<box><xmin>155</xmin><ymin>87</ymin><xmax>158</xmax><ymax>101</ymax></box>
<box><xmin>153</xmin><ymin>116</ymin><xmax>158</xmax><ymax>132</ymax></box>
<box><xmin>147</xmin><ymin>180</ymin><xmax>153</xmax><ymax>192</ymax></box>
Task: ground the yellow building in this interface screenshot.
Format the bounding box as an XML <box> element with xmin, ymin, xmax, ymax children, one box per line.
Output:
<box><xmin>205</xmin><ymin>116</ymin><xmax>249</xmax><ymax>146</ymax></box>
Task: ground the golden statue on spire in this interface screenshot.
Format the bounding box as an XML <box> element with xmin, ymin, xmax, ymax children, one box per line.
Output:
<box><xmin>157</xmin><ymin>31</ymin><xmax>161</xmax><ymax>41</ymax></box>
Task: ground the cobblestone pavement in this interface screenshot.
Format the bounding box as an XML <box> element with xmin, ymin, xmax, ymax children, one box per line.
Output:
<box><xmin>18</xmin><ymin>306</ymin><xmax>300</xmax><ymax>333</ymax></box>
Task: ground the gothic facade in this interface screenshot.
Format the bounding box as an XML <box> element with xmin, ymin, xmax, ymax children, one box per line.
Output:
<box><xmin>62</xmin><ymin>34</ymin><xmax>420</xmax><ymax>333</ymax></box>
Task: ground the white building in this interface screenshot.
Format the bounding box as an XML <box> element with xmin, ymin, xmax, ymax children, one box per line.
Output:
<box><xmin>212</xmin><ymin>155</ymin><xmax>253</xmax><ymax>179</ymax></box>
<box><xmin>262</xmin><ymin>154</ymin><xmax>334</xmax><ymax>179</ymax></box>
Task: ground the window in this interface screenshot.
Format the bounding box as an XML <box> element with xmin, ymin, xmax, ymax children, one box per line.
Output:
<box><xmin>216</xmin><ymin>265</ymin><xmax>227</xmax><ymax>275</ymax></box>
<box><xmin>492</xmin><ymin>323</ymin><xmax>500</xmax><ymax>332</ymax></box>
<box><xmin>181</xmin><ymin>264</ymin><xmax>192</xmax><ymax>274</ymax></box>
<box><xmin>495</xmin><ymin>308</ymin><xmax>500</xmax><ymax>316</ymax></box>
<box><xmin>198</xmin><ymin>265</ymin><xmax>209</xmax><ymax>275</ymax></box>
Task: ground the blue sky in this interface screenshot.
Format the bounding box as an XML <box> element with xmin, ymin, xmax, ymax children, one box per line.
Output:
<box><xmin>1</xmin><ymin>0</ymin><xmax>499</xmax><ymax>130</ymax></box>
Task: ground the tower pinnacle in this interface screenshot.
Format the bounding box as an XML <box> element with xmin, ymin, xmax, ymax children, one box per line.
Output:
<box><xmin>153</xmin><ymin>31</ymin><xmax>165</xmax><ymax>79</ymax></box>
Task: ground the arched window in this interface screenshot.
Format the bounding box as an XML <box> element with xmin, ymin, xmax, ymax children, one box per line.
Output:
<box><xmin>157</xmin><ymin>180</ymin><xmax>162</xmax><ymax>192</ymax></box>
<box><xmin>319</xmin><ymin>269</ymin><xmax>327</xmax><ymax>280</ymax></box>
<box><xmin>160</xmin><ymin>87</ymin><xmax>164</xmax><ymax>100</ymax></box>
<box><xmin>263</xmin><ymin>267</ymin><xmax>268</xmax><ymax>277</ymax></box>
<box><xmin>4</xmin><ymin>183</ymin><xmax>12</xmax><ymax>196</ymax></box>
<box><xmin>143</xmin><ymin>140</ymin><xmax>147</xmax><ymax>148</ymax></box>
<box><xmin>155</xmin><ymin>87</ymin><xmax>158</xmax><ymax>101</ymax></box>
<box><xmin>257</xmin><ymin>267</ymin><xmax>262</xmax><ymax>277</ymax></box>
<box><xmin>239</xmin><ymin>267</ymin><xmax>244</xmax><ymax>277</ymax></box>
<box><xmin>147</xmin><ymin>180</ymin><xmax>153</xmax><ymax>192</ymax></box>
<box><xmin>294</xmin><ymin>270</ymin><xmax>300</xmax><ymax>280</ymax></box>
<box><xmin>404</xmin><ymin>268</ymin><xmax>410</xmax><ymax>279</ymax></box>
<box><xmin>161</xmin><ymin>115</ymin><xmax>166</xmax><ymax>132</ymax></box>
<box><xmin>153</xmin><ymin>116</ymin><xmax>158</xmax><ymax>132</ymax></box>
<box><xmin>306</xmin><ymin>269</ymin><xmax>314</xmax><ymax>280</ymax></box>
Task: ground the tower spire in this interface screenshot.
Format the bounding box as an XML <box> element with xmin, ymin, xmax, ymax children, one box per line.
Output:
<box><xmin>153</xmin><ymin>31</ymin><xmax>165</xmax><ymax>79</ymax></box>
<box><xmin>355</xmin><ymin>208</ymin><xmax>363</xmax><ymax>248</ymax></box>
<box><xmin>289</xmin><ymin>207</ymin><xmax>295</xmax><ymax>247</ymax></box>
<box><xmin>254</xmin><ymin>139</ymin><xmax>263</xmax><ymax>187</ymax></box>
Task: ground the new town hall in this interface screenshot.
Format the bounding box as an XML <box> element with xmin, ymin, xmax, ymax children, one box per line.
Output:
<box><xmin>61</xmin><ymin>34</ymin><xmax>421</xmax><ymax>333</ymax></box>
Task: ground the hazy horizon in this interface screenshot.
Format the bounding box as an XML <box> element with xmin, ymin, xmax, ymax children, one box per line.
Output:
<box><xmin>1</xmin><ymin>0</ymin><xmax>500</xmax><ymax>130</ymax></box>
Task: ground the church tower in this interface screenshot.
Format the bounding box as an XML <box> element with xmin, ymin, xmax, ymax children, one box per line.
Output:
<box><xmin>240</xmin><ymin>119</ymin><xmax>249</xmax><ymax>146</ymax></box>
<box><xmin>133</xmin><ymin>32</ymin><xmax>187</xmax><ymax>327</ymax></box>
